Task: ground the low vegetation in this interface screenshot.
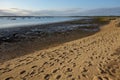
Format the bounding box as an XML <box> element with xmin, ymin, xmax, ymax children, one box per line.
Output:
<box><xmin>62</xmin><ymin>16</ymin><xmax>117</xmax><ymax>25</ymax></box>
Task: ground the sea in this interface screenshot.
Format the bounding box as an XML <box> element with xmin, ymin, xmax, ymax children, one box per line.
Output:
<box><xmin>0</xmin><ymin>16</ymin><xmax>86</xmax><ymax>29</ymax></box>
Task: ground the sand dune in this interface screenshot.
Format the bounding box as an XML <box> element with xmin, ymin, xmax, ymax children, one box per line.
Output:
<box><xmin>0</xmin><ymin>19</ymin><xmax>120</xmax><ymax>80</ymax></box>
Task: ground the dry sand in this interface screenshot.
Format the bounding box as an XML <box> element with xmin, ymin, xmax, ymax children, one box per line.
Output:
<box><xmin>0</xmin><ymin>19</ymin><xmax>120</xmax><ymax>80</ymax></box>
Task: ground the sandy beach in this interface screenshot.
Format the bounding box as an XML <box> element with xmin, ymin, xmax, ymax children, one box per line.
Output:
<box><xmin>0</xmin><ymin>18</ymin><xmax>120</xmax><ymax>80</ymax></box>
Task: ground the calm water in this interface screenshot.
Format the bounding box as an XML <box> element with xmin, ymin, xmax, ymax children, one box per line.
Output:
<box><xmin>0</xmin><ymin>16</ymin><xmax>85</xmax><ymax>29</ymax></box>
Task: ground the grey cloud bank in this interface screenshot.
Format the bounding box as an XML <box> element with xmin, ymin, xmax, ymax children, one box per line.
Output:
<box><xmin>0</xmin><ymin>7</ymin><xmax>120</xmax><ymax>16</ymax></box>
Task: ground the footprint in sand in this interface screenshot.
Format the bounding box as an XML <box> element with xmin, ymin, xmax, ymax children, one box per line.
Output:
<box><xmin>99</xmin><ymin>68</ymin><xmax>106</xmax><ymax>74</ymax></box>
<box><xmin>72</xmin><ymin>63</ymin><xmax>76</xmax><ymax>67</ymax></box>
<box><xmin>67</xmin><ymin>74</ymin><xmax>72</xmax><ymax>78</ymax></box>
<box><xmin>56</xmin><ymin>75</ymin><xmax>61</xmax><ymax>80</ymax></box>
<box><xmin>66</xmin><ymin>68</ymin><xmax>72</xmax><ymax>72</ymax></box>
<box><xmin>52</xmin><ymin>68</ymin><xmax>59</xmax><ymax>73</ymax></box>
<box><xmin>93</xmin><ymin>76</ymin><xmax>110</xmax><ymax>80</ymax></box>
<box><xmin>29</xmin><ymin>70</ymin><xmax>36</xmax><ymax>77</ymax></box>
<box><xmin>31</xmin><ymin>65</ymin><xmax>37</xmax><ymax>69</ymax></box>
<box><xmin>78</xmin><ymin>75</ymin><xmax>81</xmax><ymax>79</ymax></box>
<box><xmin>38</xmin><ymin>67</ymin><xmax>44</xmax><ymax>73</ymax></box>
<box><xmin>20</xmin><ymin>70</ymin><xmax>26</xmax><ymax>75</ymax></box>
<box><xmin>44</xmin><ymin>74</ymin><xmax>51</xmax><ymax>80</ymax></box>
<box><xmin>81</xmin><ymin>67</ymin><xmax>88</xmax><ymax>73</ymax></box>
<box><xmin>5</xmin><ymin>77</ymin><xmax>14</xmax><ymax>80</ymax></box>
<box><xmin>71</xmin><ymin>78</ymin><xmax>75</xmax><ymax>80</ymax></box>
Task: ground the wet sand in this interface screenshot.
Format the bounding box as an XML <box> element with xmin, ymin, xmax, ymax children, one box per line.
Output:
<box><xmin>0</xmin><ymin>19</ymin><xmax>100</xmax><ymax>63</ymax></box>
<box><xmin>0</xmin><ymin>18</ymin><xmax>120</xmax><ymax>80</ymax></box>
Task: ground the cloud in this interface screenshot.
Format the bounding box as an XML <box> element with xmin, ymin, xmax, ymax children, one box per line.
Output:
<box><xmin>0</xmin><ymin>8</ymin><xmax>30</xmax><ymax>16</ymax></box>
<box><xmin>0</xmin><ymin>7</ymin><xmax>120</xmax><ymax>16</ymax></box>
<box><xmin>78</xmin><ymin>7</ymin><xmax>120</xmax><ymax>16</ymax></box>
<box><xmin>30</xmin><ymin>9</ymin><xmax>82</xmax><ymax>16</ymax></box>
<box><xmin>0</xmin><ymin>9</ymin><xmax>17</xmax><ymax>16</ymax></box>
<box><xmin>0</xmin><ymin>8</ymin><xmax>82</xmax><ymax>16</ymax></box>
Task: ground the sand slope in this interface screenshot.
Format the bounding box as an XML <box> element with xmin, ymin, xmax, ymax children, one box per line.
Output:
<box><xmin>0</xmin><ymin>19</ymin><xmax>120</xmax><ymax>80</ymax></box>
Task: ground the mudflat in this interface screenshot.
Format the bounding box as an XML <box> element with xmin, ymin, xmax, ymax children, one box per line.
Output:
<box><xmin>0</xmin><ymin>18</ymin><xmax>99</xmax><ymax>63</ymax></box>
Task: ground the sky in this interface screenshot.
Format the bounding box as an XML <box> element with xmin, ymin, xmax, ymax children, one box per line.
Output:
<box><xmin>0</xmin><ymin>0</ymin><xmax>120</xmax><ymax>16</ymax></box>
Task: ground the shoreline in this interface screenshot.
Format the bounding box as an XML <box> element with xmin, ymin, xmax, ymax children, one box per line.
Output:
<box><xmin>0</xmin><ymin>17</ymin><xmax>111</xmax><ymax>63</ymax></box>
<box><xmin>0</xmin><ymin>18</ymin><xmax>120</xmax><ymax>80</ymax></box>
<box><xmin>0</xmin><ymin>19</ymin><xmax>98</xmax><ymax>63</ymax></box>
